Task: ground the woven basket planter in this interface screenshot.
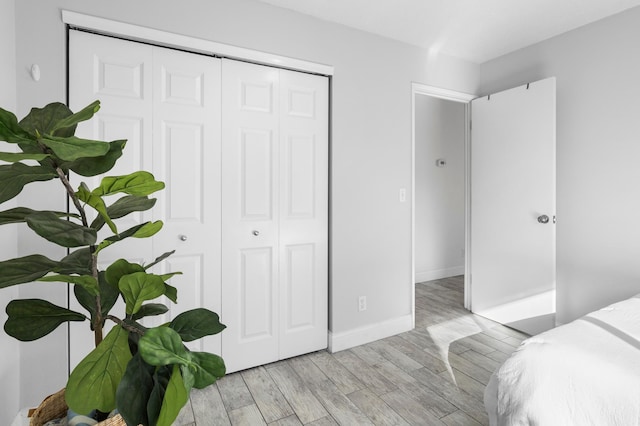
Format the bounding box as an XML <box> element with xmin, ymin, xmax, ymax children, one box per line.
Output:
<box><xmin>29</xmin><ymin>389</ymin><xmax>126</xmax><ymax>426</ymax></box>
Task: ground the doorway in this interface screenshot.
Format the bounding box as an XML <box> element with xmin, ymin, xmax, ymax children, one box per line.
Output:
<box><xmin>411</xmin><ymin>84</ymin><xmax>474</xmax><ymax>327</ymax></box>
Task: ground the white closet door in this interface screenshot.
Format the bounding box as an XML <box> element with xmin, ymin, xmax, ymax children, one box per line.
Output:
<box><xmin>278</xmin><ymin>69</ymin><xmax>328</xmax><ymax>358</ymax></box>
<box><xmin>69</xmin><ymin>31</ymin><xmax>222</xmax><ymax>363</ymax></box>
<box><xmin>221</xmin><ymin>59</ymin><xmax>328</xmax><ymax>373</ymax></box>
<box><xmin>221</xmin><ymin>60</ymin><xmax>281</xmax><ymax>372</ymax></box>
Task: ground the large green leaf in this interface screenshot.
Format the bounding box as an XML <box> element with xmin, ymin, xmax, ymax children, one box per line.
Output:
<box><xmin>0</xmin><ymin>152</ymin><xmax>50</xmax><ymax>162</ymax></box>
<box><xmin>62</xmin><ymin>139</ymin><xmax>126</xmax><ymax>177</ymax></box>
<box><xmin>75</xmin><ymin>271</ymin><xmax>119</xmax><ymax>330</ymax></box>
<box><xmin>57</xmin><ymin>248</ymin><xmax>92</xmax><ymax>275</ymax></box>
<box><xmin>0</xmin><ymin>107</ymin><xmax>36</xmax><ymax>144</ymax></box>
<box><xmin>26</xmin><ymin>211</ymin><xmax>96</xmax><ymax>247</ymax></box>
<box><xmin>50</xmin><ymin>100</ymin><xmax>100</xmax><ymax>136</ymax></box>
<box><xmin>90</xmin><ymin>195</ymin><xmax>156</xmax><ymax>231</ymax></box>
<box><xmin>157</xmin><ymin>364</ymin><xmax>189</xmax><ymax>426</ymax></box>
<box><xmin>115</xmin><ymin>352</ymin><xmax>155</xmax><ymax>426</ymax></box>
<box><xmin>38</xmin><ymin>274</ymin><xmax>99</xmax><ymax>296</ymax></box>
<box><xmin>182</xmin><ymin>351</ymin><xmax>225</xmax><ymax>389</ymax></box>
<box><xmin>170</xmin><ymin>309</ymin><xmax>226</xmax><ymax>342</ymax></box>
<box><xmin>118</xmin><ymin>272</ymin><xmax>166</xmax><ymax>315</ymax></box>
<box><xmin>77</xmin><ymin>182</ymin><xmax>117</xmax><ymax>234</ymax></box>
<box><xmin>93</xmin><ymin>171</ymin><xmax>165</xmax><ymax>197</ymax></box>
<box><xmin>164</xmin><ymin>283</ymin><xmax>178</xmax><ymax>304</ymax></box>
<box><xmin>138</xmin><ymin>327</ymin><xmax>190</xmax><ymax>367</ymax></box>
<box><xmin>40</xmin><ymin>134</ymin><xmax>110</xmax><ymax>162</ymax></box>
<box><xmin>132</xmin><ymin>303</ymin><xmax>169</xmax><ymax>321</ymax></box>
<box><xmin>4</xmin><ymin>299</ymin><xmax>86</xmax><ymax>341</ymax></box>
<box><xmin>105</xmin><ymin>259</ymin><xmax>144</xmax><ymax>288</ymax></box>
<box><xmin>0</xmin><ymin>163</ymin><xmax>57</xmax><ymax>203</ymax></box>
<box><xmin>0</xmin><ymin>207</ymin><xmax>75</xmax><ymax>226</ymax></box>
<box><xmin>0</xmin><ymin>254</ymin><xmax>59</xmax><ymax>288</ymax></box>
<box><xmin>19</xmin><ymin>102</ymin><xmax>73</xmax><ymax>137</ymax></box>
<box><xmin>66</xmin><ymin>325</ymin><xmax>132</xmax><ymax>414</ymax></box>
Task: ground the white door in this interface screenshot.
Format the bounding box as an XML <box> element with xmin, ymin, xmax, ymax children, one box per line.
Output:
<box><xmin>470</xmin><ymin>77</ymin><xmax>556</xmax><ymax>335</ymax></box>
<box><xmin>69</xmin><ymin>31</ymin><xmax>222</xmax><ymax>365</ymax></box>
<box><xmin>221</xmin><ymin>59</ymin><xmax>328</xmax><ymax>372</ymax></box>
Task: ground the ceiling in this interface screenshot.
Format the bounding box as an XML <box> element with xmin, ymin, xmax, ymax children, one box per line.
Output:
<box><xmin>253</xmin><ymin>0</ymin><xmax>640</xmax><ymax>63</ymax></box>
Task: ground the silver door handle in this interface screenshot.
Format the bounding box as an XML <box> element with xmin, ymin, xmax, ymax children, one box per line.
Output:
<box><xmin>179</xmin><ymin>234</ymin><xmax>188</xmax><ymax>241</ymax></box>
<box><xmin>252</xmin><ymin>230</ymin><xmax>260</xmax><ymax>236</ymax></box>
<box><xmin>537</xmin><ymin>215</ymin><xmax>549</xmax><ymax>224</ymax></box>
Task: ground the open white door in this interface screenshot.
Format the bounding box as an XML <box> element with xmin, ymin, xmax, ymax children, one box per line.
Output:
<box><xmin>470</xmin><ymin>77</ymin><xmax>556</xmax><ymax>335</ymax></box>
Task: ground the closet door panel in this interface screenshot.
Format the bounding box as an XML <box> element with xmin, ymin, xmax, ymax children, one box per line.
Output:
<box><xmin>221</xmin><ymin>59</ymin><xmax>280</xmax><ymax>372</ymax></box>
<box><xmin>278</xmin><ymin>70</ymin><xmax>329</xmax><ymax>358</ymax></box>
<box><xmin>151</xmin><ymin>47</ymin><xmax>222</xmax><ymax>353</ymax></box>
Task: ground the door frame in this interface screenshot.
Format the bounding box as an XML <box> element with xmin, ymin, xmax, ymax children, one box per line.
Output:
<box><xmin>411</xmin><ymin>83</ymin><xmax>476</xmax><ymax>325</ymax></box>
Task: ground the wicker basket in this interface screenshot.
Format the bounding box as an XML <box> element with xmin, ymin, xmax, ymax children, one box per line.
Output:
<box><xmin>29</xmin><ymin>389</ymin><xmax>126</xmax><ymax>426</ymax></box>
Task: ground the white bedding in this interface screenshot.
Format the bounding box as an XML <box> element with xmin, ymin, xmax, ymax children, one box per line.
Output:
<box><xmin>485</xmin><ymin>295</ymin><xmax>640</xmax><ymax>426</ymax></box>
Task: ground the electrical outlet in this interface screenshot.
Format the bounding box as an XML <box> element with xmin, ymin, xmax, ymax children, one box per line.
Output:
<box><xmin>358</xmin><ymin>296</ymin><xmax>367</xmax><ymax>312</ymax></box>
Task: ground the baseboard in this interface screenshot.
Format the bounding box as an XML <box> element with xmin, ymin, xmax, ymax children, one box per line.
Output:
<box><xmin>328</xmin><ymin>314</ymin><xmax>413</xmax><ymax>353</ymax></box>
<box><xmin>415</xmin><ymin>266</ymin><xmax>464</xmax><ymax>283</ymax></box>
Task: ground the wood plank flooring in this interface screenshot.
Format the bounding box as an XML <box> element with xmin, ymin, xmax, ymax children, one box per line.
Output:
<box><xmin>175</xmin><ymin>276</ymin><xmax>528</xmax><ymax>425</ymax></box>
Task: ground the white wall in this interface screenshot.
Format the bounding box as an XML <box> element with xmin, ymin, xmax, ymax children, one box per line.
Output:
<box><xmin>479</xmin><ymin>6</ymin><xmax>640</xmax><ymax>324</ymax></box>
<box><xmin>0</xmin><ymin>0</ymin><xmax>20</xmax><ymax>422</ymax></box>
<box><xmin>13</xmin><ymin>0</ymin><xmax>479</xmax><ymax>402</ymax></box>
<box><xmin>415</xmin><ymin>96</ymin><xmax>465</xmax><ymax>282</ymax></box>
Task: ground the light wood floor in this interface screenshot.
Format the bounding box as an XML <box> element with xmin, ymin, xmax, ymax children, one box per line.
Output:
<box><xmin>175</xmin><ymin>276</ymin><xmax>528</xmax><ymax>425</ymax></box>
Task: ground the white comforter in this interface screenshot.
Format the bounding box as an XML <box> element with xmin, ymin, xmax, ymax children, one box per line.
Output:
<box><xmin>485</xmin><ymin>295</ymin><xmax>640</xmax><ymax>426</ymax></box>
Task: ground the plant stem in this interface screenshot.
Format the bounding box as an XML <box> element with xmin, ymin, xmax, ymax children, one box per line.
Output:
<box><xmin>55</xmin><ymin>166</ymin><xmax>104</xmax><ymax>346</ymax></box>
<box><xmin>106</xmin><ymin>315</ymin><xmax>145</xmax><ymax>336</ymax></box>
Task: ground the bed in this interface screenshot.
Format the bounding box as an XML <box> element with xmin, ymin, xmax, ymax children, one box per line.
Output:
<box><xmin>484</xmin><ymin>294</ymin><xmax>640</xmax><ymax>425</ymax></box>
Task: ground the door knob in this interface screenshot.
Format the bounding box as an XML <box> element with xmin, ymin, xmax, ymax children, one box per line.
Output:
<box><xmin>252</xmin><ymin>230</ymin><xmax>260</xmax><ymax>236</ymax></box>
<box><xmin>537</xmin><ymin>215</ymin><xmax>549</xmax><ymax>224</ymax></box>
<box><xmin>179</xmin><ymin>234</ymin><xmax>188</xmax><ymax>241</ymax></box>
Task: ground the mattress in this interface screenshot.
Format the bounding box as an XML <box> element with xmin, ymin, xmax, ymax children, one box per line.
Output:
<box><xmin>484</xmin><ymin>295</ymin><xmax>640</xmax><ymax>425</ymax></box>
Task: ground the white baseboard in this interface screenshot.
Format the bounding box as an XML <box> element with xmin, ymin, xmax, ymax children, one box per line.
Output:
<box><xmin>328</xmin><ymin>314</ymin><xmax>413</xmax><ymax>353</ymax></box>
<box><xmin>415</xmin><ymin>266</ymin><xmax>464</xmax><ymax>283</ymax></box>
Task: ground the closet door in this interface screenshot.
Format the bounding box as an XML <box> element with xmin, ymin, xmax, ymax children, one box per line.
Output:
<box><xmin>69</xmin><ymin>31</ymin><xmax>222</xmax><ymax>364</ymax></box>
<box><xmin>221</xmin><ymin>59</ymin><xmax>328</xmax><ymax>373</ymax></box>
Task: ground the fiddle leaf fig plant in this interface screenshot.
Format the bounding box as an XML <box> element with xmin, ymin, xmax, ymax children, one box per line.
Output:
<box><xmin>0</xmin><ymin>101</ymin><xmax>225</xmax><ymax>426</ymax></box>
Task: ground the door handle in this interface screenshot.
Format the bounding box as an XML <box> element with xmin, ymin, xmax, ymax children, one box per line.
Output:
<box><xmin>537</xmin><ymin>215</ymin><xmax>549</xmax><ymax>224</ymax></box>
<box><xmin>252</xmin><ymin>230</ymin><xmax>260</xmax><ymax>236</ymax></box>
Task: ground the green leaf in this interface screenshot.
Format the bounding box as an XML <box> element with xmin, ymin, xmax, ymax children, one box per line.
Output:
<box><xmin>138</xmin><ymin>327</ymin><xmax>190</xmax><ymax>367</ymax></box>
<box><xmin>62</xmin><ymin>139</ymin><xmax>126</xmax><ymax>177</ymax></box>
<box><xmin>4</xmin><ymin>299</ymin><xmax>85</xmax><ymax>341</ymax></box>
<box><xmin>170</xmin><ymin>308</ymin><xmax>226</xmax><ymax>342</ymax></box>
<box><xmin>157</xmin><ymin>364</ymin><xmax>189</xmax><ymax>426</ymax></box>
<box><xmin>57</xmin><ymin>248</ymin><xmax>92</xmax><ymax>275</ymax></box>
<box><xmin>74</xmin><ymin>271</ymin><xmax>119</xmax><ymax>330</ymax></box>
<box><xmin>50</xmin><ymin>100</ymin><xmax>100</xmax><ymax>136</ymax></box>
<box><xmin>40</xmin><ymin>134</ymin><xmax>110</xmax><ymax>162</ymax></box>
<box><xmin>118</xmin><ymin>272</ymin><xmax>166</xmax><ymax>315</ymax></box>
<box><xmin>19</xmin><ymin>102</ymin><xmax>73</xmax><ymax>137</ymax></box>
<box><xmin>132</xmin><ymin>303</ymin><xmax>169</xmax><ymax>321</ymax></box>
<box><xmin>144</xmin><ymin>250</ymin><xmax>175</xmax><ymax>270</ymax></box>
<box><xmin>38</xmin><ymin>274</ymin><xmax>99</xmax><ymax>296</ymax></box>
<box><xmin>0</xmin><ymin>207</ymin><xmax>76</xmax><ymax>226</ymax></box>
<box><xmin>105</xmin><ymin>259</ymin><xmax>144</xmax><ymax>288</ymax></box>
<box><xmin>0</xmin><ymin>107</ymin><xmax>36</xmax><ymax>144</ymax></box>
<box><xmin>77</xmin><ymin>182</ymin><xmax>117</xmax><ymax>234</ymax></box>
<box><xmin>0</xmin><ymin>255</ymin><xmax>59</xmax><ymax>288</ymax></box>
<box><xmin>164</xmin><ymin>283</ymin><xmax>178</xmax><ymax>304</ymax></box>
<box><xmin>182</xmin><ymin>351</ymin><xmax>225</xmax><ymax>389</ymax></box>
<box><xmin>26</xmin><ymin>211</ymin><xmax>96</xmax><ymax>247</ymax></box>
<box><xmin>95</xmin><ymin>221</ymin><xmax>163</xmax><ymax>253</ymax></box>
<box><xmin>93</xmin><ymin>171</ymin><xmax>165</xmax><ymax>197</ymax></box>
<box><xmin>147</xmin><ymin>365</ymin><xmax>172</xmax><ymax>426</ymax></box>
<box><xmin>90</xmin><ymin>195</ymin><xmax>155</xmax><ymax>231</ymax></box>
<box><xmin>0</xmin><ymin>152</ymin><xmax>50</xmax><ymax>162</ymax></box>
<box><xmin>115</xmin><ymin>352</ymin><xmax>154</xmax><ymax>426</ymax></box>
<box><xmin>66</xmin><ymin>325</ymin><xmax>132</xmax><ymax>415</ymax></box>
<box><xmin>0</xmin><ymin>163</ymin><xmax>57</xmax><ymax>203</ymax></box>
